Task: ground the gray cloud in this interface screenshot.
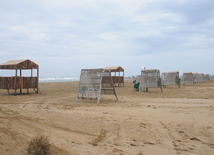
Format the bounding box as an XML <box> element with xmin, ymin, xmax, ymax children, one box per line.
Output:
<box><xmin>0</xmin><ymin>0</ymin><xmax>214</xmax><ymax>76</ymax></box>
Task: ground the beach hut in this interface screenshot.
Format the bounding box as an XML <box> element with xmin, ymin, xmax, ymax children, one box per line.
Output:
<box><xmin>104</xmin><ymin>66</ymin><xmax>124</xmax><ymax>87</ymax></box>
<box><xmin>209</xmin><ymin>75</ymin><xmax>214</xmax><ymax>81</ymax></box>
<box><xmin>137</xmin><ymin>69</ymin><xmax>162</xmax><ymax>92</ymax></box>
<box><xmin>182</xmin><ymin>72</ymin><xmax>194</xmax><ymax>85</ymax></box>
<box><xmin>76</xmin><ymin>68</ymin><xmax>118</xmax><ymax>103</ymax></box>
<box><xmin>161</xmin><ymin>71</ymin><xmax>180</xmax><ymax>88</ymax></box>
<box><xmin>193</xmin><ymin>73</ymin><xmax>204</xmax><ymax>83</ymax></box>
<box><xmin>0</xmin><ymin>59</ymin><xmax>39</xmax><ymax>95</ymax></box>
<box><xmin>203</xmin><ymin>74</ymin><xmax>210</xmax><ymax>82</ymax></box>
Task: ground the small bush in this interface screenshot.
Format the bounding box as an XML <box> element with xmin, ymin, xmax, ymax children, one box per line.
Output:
<box><xmin>27</xmin><ymin>135</ymin><xmax>51</xmax><ymax>155</ymax></box>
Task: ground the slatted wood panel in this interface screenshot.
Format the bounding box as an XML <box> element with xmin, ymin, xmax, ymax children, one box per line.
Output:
<box><xmin>77</xmin><ymin>69</ymin><xmax>118</xmax><ymax>103</ymax></box>
<box><xmin>0</xmin><ymin>59</ymin><xmax>38</xmax><ymax>69</ymax></box>
<box><xmin>104</xmin><ymin>66</ymin><xmax>124</xmax><ymax>87</ymax></box>
<box><xmin>136</xmin><ymin>69</ymin><xmax>162</xmax><ymax>92</ymax></box>
<box><xmin>161</xmin><ymin>72</ymin><xmax>180</xmax><ymax>87</ymax></box>
<box><xmin>210</xmin><ymin>75</ymin><xmax>214</xmax><ymax>81</ymax></box>
<box><xmin>193</xmin><ymin>74</ymin><xmax>204</xmax><ymax>83</ymax></box>
<box><xmin>203</xmin><ymin>74</ymin><xmax>210</xmax><ymax>82</ymax></box>
<box><xmin>140</xmin><ymin>69</ymin><xmax>161</xmax><ymax>88</ymax></box>
<box><xmin>111</xmin><ymin>76</ymin><xmax>124</xmax><ymax>87</ymax></box>
<box><xmin>182</xmin><ymin>73</ymin><xmax>194</xmax><ymax>84</ymax></box>
<box><xmin>0</xmin><ymin>77</ymin><xmax>38</xmax><ymax>89</ymax></box>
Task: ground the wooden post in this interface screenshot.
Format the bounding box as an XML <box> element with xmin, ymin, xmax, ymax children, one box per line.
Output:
<box><xmin>29</xmin><ymin>69</ymin><xmax>33</xmax><ymax>94</ymax></box>
<box><xmin>27</xmin><ymin>76</ymin><xmax>29</xmax><ymax>94</ymax></box>
<box><xmin>111</xmin><ymin>73</ymin><xmax>118</xmax><ymax>100</ymax></box>
<box><xmin>20</xmin><ymin>69</ymin><xmax>22</xmax><ymax>93</ymax></box>
<box><xmin>97</xmin><ymin>70</ymin><xmax>103</xmax><ymax>103</ymax></box>
<box><xmin>118</xmin><ymin>71</ymin><xmax>120</xmax><ymax>87</ymax></box>
<box><xmin>7</xmin><ymin>77</ymin><xmax>9</xmax><ymax>94</ymax></box>
<box><xmin>114</xmin><ymin>71</ymin><xmax>116</xmax><ymax>87</ymax></box>
<box><xmin>37</xmin><ymin>67</ymin><xmax>39</xmax><ymax>93</ymax></box>
<box><xmin>15</xmin><ymin>69</ymin><xmax>17</xmax><ymax>95</ymax></box>
<box><xmin>123</xmin><ymin>71</ymin><xmax>124</xmax><ymax>86</ymax></box>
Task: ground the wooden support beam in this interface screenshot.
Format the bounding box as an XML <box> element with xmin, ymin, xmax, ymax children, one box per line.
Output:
<box><xmin>20</xmin><ymin>69</ymin><xmax>22</xmax><ymax>93</ymax></box>
<box><xmin>37</xmin><ymin>67</ymin><xmax>39</xmax><ymax>93</ymax></box>
<box><xmin>97</xmin><ymin>73</ymin><xmax>102</xmax><ymax>103</ymax></box>
<box><xmin>123</xmin><ymin>71</ymin><xmax>125</xmax><ymax>86</ymax></box>
<box><xmin>15</xmin><ymin>69</ymin><xmax>17</xmax><ymax>95</ymax></box>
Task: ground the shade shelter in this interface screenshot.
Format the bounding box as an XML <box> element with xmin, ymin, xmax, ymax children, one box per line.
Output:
<box><xmin>193</xmin><ymin>73</ymin><xmax>204</xmax><ymax>83</ymax></box>
<box><xmin>161</xmin><ymin>71</ymin><xmax>180</xmax><ymax>88</ymax></box>
<box><xmin>203</xmin><ymin>74</ymin><xmax>210</xmax><ymax>82</ymax></box>
<box><xmin>0</xmin><ymin>59</ymin><xmax>39</xmax><ymax>95</ymax></box>
<box><xmin>104</xmin><ymin>66</ymin><xmax>124</xmax><ymax>87</ymax></box>
<box><xmin>210</xmin><ymin>75</ymin><xmax>214</xmax><ymax>81</ymax></box>
<box><xmin>137</xmin><ymin>69</ymin><xmax>162</xmax><ymax>92</ymax></box>
<box><xmin>182</xmin><ymin>72</ymin><xmax>194</xmax><ymax>85</ymax></box>
<box><xmin>76</xmin><ymin>68</ymin><xmax>118</xmax><ymax>103</ymax></box>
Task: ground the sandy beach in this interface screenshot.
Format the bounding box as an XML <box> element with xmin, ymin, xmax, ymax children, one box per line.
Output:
<box><xmin>0</xmin><ymin>80</ymin><xmax>214</xmax><ymax>155</ymax></box>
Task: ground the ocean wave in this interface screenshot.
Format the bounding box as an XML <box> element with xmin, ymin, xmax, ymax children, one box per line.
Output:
<box><xmin>39</xmin><ymin>76</ymin><xmax>79</xmax><ymax>83</ymax></box>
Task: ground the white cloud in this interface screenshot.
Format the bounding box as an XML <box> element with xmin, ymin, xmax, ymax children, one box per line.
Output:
<box><xmin>0</xmin><ymin>0</ymin><xmax>214</xmax><ymax>76</ymax></box>
<box><xmin>179</xmin><ymin>34</ymin><xmax>214</xmax><ymax>49</ymax></box>
<box><xmin>36</xmin><ymin>0</ymin><xmax>99</xmax><ymax>8</ymax></box>
<box><xmin>95</xmin><ymin>33</ymin><xmax>121</xmax><ymax>41</ymax></box>
<box><xmin>9</xmin><ymin>23</ymin><xmax>51</xmax><ymax>41</ymax></box>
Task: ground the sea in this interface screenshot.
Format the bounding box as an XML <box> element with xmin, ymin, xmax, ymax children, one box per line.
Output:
<box><xmin>39</xmin><ymin>76</ymin><xmax>133</xmax><ymax>83</ymax></box>
<box><xmin>39</xmin><ymin>76</ymin><xmax>79</xmax><ymax>83</ymax></box>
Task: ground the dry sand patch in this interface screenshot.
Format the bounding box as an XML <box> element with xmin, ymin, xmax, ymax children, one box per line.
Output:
<box><xmin>0</xmin><ymin>80</ymin><xmax>214</xmax><ymax>154</ymax></box>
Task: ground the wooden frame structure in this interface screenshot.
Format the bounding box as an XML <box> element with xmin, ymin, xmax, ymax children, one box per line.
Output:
<box><xmin>76</xmin><ymin>68</ymin><xmax>118</xmax><ymax>103</ymax></box>
<box><xmin>104</xmin><ymin>66</ymin><xmax>124</xmax><ymax>87</ymax></box>
<box><xmin>161</xmin><ymin>71</ymin><xmax>180</xmax><ymax>88</ymax></box>
<box><xmin>193</xmin><ymin>73</ymin><xmax>204</xmax><ymax>83</ymax></box>
<box><xmin>182</xmin><ymin>72</ymin><xmax>194</xmax><ymax>85</ymax></box>
<box><xmin>0</xmin><ymin>59</ymin><xmax>39</xmax><ymax>95</ymax></box>
<box><xmin>210</xmin><ymin>75</ymin><xmax>214</xmax><ymax>81</ymax></box>
<box><xmin>203</xmin><ymin>74</ymin><xmax>210</xmax><ymax>82</ymax></box>
<box><xmin>137</xmin><ymin>69</ymin><xmax>162</xmax><ymax>92</ymax></box>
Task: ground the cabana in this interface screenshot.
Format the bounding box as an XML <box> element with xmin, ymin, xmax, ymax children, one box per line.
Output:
<box><xmin>182</xmin><ymin>72</ymin><xmax>194</xmax><ymax>85</ymax></box>
<box><xmin>203</xmin><ymin>74</ymin><xmax>210</xmax><ymax>82</ymax></box>
<box><xmin>193</xmin><ymin>73</ymin><xmax>204</xmax><ymax>83</ymax></box>
<box><xmin>137</xmin><ymin>69</ymin><xmax>162</xmax><ymax>92</ymax></box>
<box><xmin>210</xmin><ymin>75</ymin><xmax>214</xmax><ymax>81</ymax></box>
<box><xmin>161</xmin><ymin>71</ymin><xmax>180</xmax><ymax>88</ymax></box>
<box><xmin>0</xmin><ymin>59</ymin><xmax>39</xmax><ymax>95</ymax></box>
<box><xmin>76</xmin><ymin>68</ymin><xmax>118</xmax><ymax>103</ymax></box>
<box><xmin>104</xmin><ymin>66</ymin><xmax>124</xmax><ymax>87</ymax></box>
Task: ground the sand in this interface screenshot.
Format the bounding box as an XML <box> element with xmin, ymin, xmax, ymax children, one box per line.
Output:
<box><xmin>0</xmin><ymin>80</ymin><xmax>214</xmax><ymax>155</ymax></box>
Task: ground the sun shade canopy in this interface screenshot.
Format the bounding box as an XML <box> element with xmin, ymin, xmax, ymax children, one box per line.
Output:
<box><xmin>104</xmin><ymin>66</ymin><xmax>124</xmax><ymax>72</ymax></box>
<box><xmin>0</xmin><ymin>59</ymin><xmax>38</xmax><ymax>70</ymax></box>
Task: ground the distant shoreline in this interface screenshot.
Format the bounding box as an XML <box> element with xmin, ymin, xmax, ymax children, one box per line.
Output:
<box><xmin>39</xmin><ymin>76</ymin><xmax>79</xmax><ymax>83</ymax></box>
<box><xmin>39</xmin><ymin>76</ymin><xmax>134</xmax><ymax>83</ymax></box>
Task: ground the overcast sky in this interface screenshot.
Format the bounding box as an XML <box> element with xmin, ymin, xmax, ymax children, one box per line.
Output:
<box><xmin>0</xmin><ymin>0</ymin><xmax>214</xmax><ymax>77</ymax></box>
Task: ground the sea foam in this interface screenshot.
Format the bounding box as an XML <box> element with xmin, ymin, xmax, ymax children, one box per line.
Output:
<box><xmin>39</xmin><ymin>76</ymin><xmax>79</xmax><ymax>83</ymax></box>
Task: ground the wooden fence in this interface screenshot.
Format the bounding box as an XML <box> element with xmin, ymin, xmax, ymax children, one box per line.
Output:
<box><xmin>111</xmin><ymin>76</ymin><xmax>124</xmax><ymax>87</ymax></box>
<box><xmin>0</xmin><ymin>76</ymin><xmax>38</xmax><ymax>90</ymax></box>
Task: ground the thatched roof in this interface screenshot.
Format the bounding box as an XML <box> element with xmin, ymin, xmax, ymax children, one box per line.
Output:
<box><xmin>0</xmin><ymin>59</ymin><xmax>38</xmax><ymax>69</ymax></box>
<box><xmin>169</xmin><ymin>71</ymin><xmax>179</xmax><ymax>73</ymax></box>
<box><xmin>142</xmin><ymin>69</ymin><xmax>159</xmax><ymax>73</ymax></box>
<box><xmin>104</xmin><ymin>66</ymin><xmax>124</xmax><ymax>72</ymax></box>
<box><xmin>193</xmin><ymin>73</ymin><xmax>203</xmax><ymax>75</ymax></box>
<box><xmin>162</xmin><ymin>71</ymin><xmax>179</xmax><ymax>74</ymax></box>
<box><xmin>183</xmin><ymin>72</ymin><xmax>193</xmax><ymax>74</ymax></box>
